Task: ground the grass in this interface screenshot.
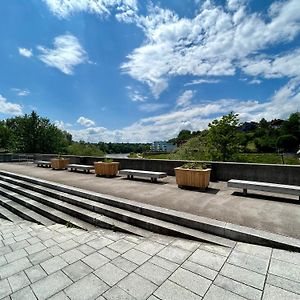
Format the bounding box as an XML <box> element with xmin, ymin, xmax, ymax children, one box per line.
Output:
<box><xmin>135</xmin><ymin>152</ymin><xmax>299</xmax><ymax>165</ymax></box>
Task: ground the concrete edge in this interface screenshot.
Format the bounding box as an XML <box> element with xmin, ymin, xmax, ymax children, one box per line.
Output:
<box><xmin>1</xmin><ymin>169</ymin><xmax>300</xmax><ymax>251</ymax></box>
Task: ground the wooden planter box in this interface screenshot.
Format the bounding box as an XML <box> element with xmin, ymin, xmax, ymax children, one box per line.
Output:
<box><xmin>94</xmin><ymin>162</ymin><xmax>119</xmax><ymax>177</ymax></box>
<box><xmin>51</xmin><ymin>158</ymin><xmax>70</xmax><ymax>170</ymax></box>
<box><xmin>174</xmin><ymin>167</ymin><xmax>211</xmax><ymax>190</ymax></box>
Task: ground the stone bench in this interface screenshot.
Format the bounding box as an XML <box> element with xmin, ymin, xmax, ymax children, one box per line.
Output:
<box><xmin>119</xmin><ymin>169</ymin><xmax>167</xmax><ymax>183</ymax></box>
<box><xmin>36</xmin><ymin>160</ymin><xmax>51</xmax><ymax>168</ymax></box>
<box><xmin>228</xmin><ymin>179</ymin><xmax>300</xmax><ymax>200</ymax></box>
<box><xmin>67</xmin><ymin>164</ymin><xmax>94</xmax><ymax>173</ymax></box>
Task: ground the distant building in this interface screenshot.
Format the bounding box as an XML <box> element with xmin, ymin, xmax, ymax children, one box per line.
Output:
<box><xmin>270</xmin><ymin>119</ymin><xmax>284</xmax><ymax>129</ymax></box>
<box><xmin>238</xmin><ymin>122</ymin><xmax>257</xmax><ymax>132</ymax></box>
<box><xmin>150</xmin><ymin>141</ymin><xmax>177</xmax><ymax>152</ymax></box>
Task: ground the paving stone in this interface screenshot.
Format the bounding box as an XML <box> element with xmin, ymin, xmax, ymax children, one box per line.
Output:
<box><xmin>182</xmin><ymin>260</ymin><xmax>217</xmax><ymax>281</ymax></box>
<box><xmin>157</xmin><ymin>245</ymin><xmax>190</xmax><ymax>264</ymax></box>
<box><xmin>135</xmin><ymin>261</ymin><xmax>171</xmax><ymax>285</ymax></box>
<box><xmin>82</xmin><ymin>252</ymin><xmax>109</xmax><ymax>269</ymax></box>
<box><xmin>31</xmin><ymin>270</ymin><xmax>72</xmax><ymax>300</ymax></box>
<box><xmin>0</xmin><ymin>255</ymin><xmax>7</xmax><ymax>267</ymax></box>
<box><xmin>118</xmin><ymin>272</ymin><xmax>157</xmax><ymax>300</ymax></box>
<box><xmin>8</xmin><ymin>271</ymin><xmax>31</xmax><ymax>292</ymax></box>
<box><xmin>169</xmin><ymin>267</ymin><xmax>211</xmax><ymax>296</ymax></box>
<box><xmin>154</xmin><ymin>280</ymin><xmax>201</xmax><ymax>300</ymax></box>
<box><xmin>147</xmin><ymin>296</ymin><xmax>160</xmax><ymax>300</ymax></box>
<box><xmin>15</xmin><ymin>233</ymin><xmax>31</xmax><ymax>242</ymax></box>
<box><xmin>28</xmin><ymin>249</ymin><xmax>52</xmax><ymax>265</ymax></box>
<box><xmin>189</xmin><ymin>248</ymin><xmax>227</xmax><ymax>271</ymax></box>
<box><xmin>220</xmin><ymin>262</ymin><xmax>265</xmax><ymax>290</ymax></box>
<box><xmin>94</xmin><ymin>262</ymin><xmax>127</xmax><ymax>286</ymax></box>
<box><xmin>11</xmin><ymin>240</ymin><xmax>30</xmax><ymax>251</ymax></box>
<box><xmin>25</xmin><ymin>242</ymin><xmax>46</xmax><ymax>255</ymax></box>
<box><xmin>235</xmin><ymin>242</ymin><xmax>272</xmax><ymax>259</ymax></box>
<box><xmin>272</xmin><ymin>249</ymin><xmax>300</xmax><ymax>266</ymax></box>
<box><xmin>0</xmin><ymin>245</ymin><xmax>12</xmax><ymax>256</ymax></box>
<box><xmin>103</xmin><ymin>286</ymin><xmax>136</xmax><ymax>300</ymax></box>
<box><xmin>149</xmin><ymin>234</ymin><xmax>174</xmax><ymax>246</ymax></box>
<box><xmin>48</xmin><ymin>291</ymin><xmax>69</xmax><ymax>300</ymax></box>
<box><xmin>48</xmin><ymin>245</ymin><xmax>64</xmax><ymax>256</ymax></box>
<box><xmin>111</xmin><ymin>256</ymin><xmax>138</xmax><ymax>273</ymax></box>
<box><xmin>125</xmin><ymin>234</ymin><xmax>144</xmax><ymax>244</ymax></box>
<box><xmin>76</xmin><ymin>244</ymin><xmax>95</xmax><ymax>255</ymax></box>
<box><xmin>59</xmin><ymin>239</ymin><xmax>79</xmax><ymax>251</ymax></box>
<box><xmin>262</xmin><ymin>284</ymin><xmax>300</xmax><ymax>300</ymax></box>
<box><xmin>98</xmin><ymin>246</ymin><xmax>119</xmax><ymax>259</ymax></box>
<box><xmin>228</xmin><ymin>250</ymin><xmax>269</xmax><ymax>274</ymax></box>
<box><xmin>171</xmin><ymin>238</ymin><xmax>200</xmax><ymax>252</ymax></box>
<box><xmin>122</xmin><ymin>248</ymin><xmax>151</xmax><ymax>265</ymax></box>
<box><xmin>214</xmin><ymin>274</ymin><xmax>262</xmax><ymax>300</ymax></box>
<box><xmin>5</xmin><ymin>248</ymin><xmax>27</xmax><ymax>263</ymax></box>
<box><xmin>87</xmin><ymin>237</ymin><xmax>113</xmax><ymax>250</ymax></box>
<box><xmin>0</xmin><ymin>278</ymin><xmax>11</xmax><ymax>299</ymax></box>
<box><xmin>135</xmin><ymin>240</ymin><xmax>165</xmax><ymax>256</ymax></box>
<box><xmin>25</xmin><ymin>265</ymin><xmax>47</xmax><ymax>283</ymax></box>
<box><xmin>267</xmin><ymin>274</ymin><xmax>300</xmax><ymax>295</ymax></box>
<box><xmin>200</xmin><ymin>243</ymin><xmax>232</xmax><ymax>257</ymax></box>
<box><xmin>149</xmin><ymin>255</ymin><xmax>179</xmax><ymax>272</ymax></box>
<box><xmin>3</xmin><ymin>237</ymin><xmax>15</xmax><ymax>246</ymax></box>
<box><xmin>27</xmin><ymin>237</ymin><xmax>41</xmax><ymax>245</ymax></box>
<box><xmin>43</xmin><ymin>239</ymin><xmax>57</xmax><ymax>248</ymax></box>
<box><xmin>204</xmin><ymin>284</ymin><xmax>245</xmax><ymax>300</ymax></box>
<box><xmin>269</xmin><ymin>258</ymin><xmax>300</xmax><ymax>283</ymax></box>
<box><xmin>65</xmin><ymin>273</ymin><xmax>109</xmax><ymax>300</ymax></box>
<box><xmin>60</xmin><ymin>248</ymin><xmax>85</xmax><ymax>264</ymax></box>
<box><xmin>41</xmin><ymin>256</ymin><xmax>68</xmax><ymax>274</ymax></box>
<box><xmin>108</xmin><ymin>239</ymin><xmax>135</xmax><ymax>254</ymax></box>
<box><xmin>0</xmin><ymin>257</ymin><xmax>32</xmax><ymax>279</ymax></box>
<box><xmin>62</xmin><ymin>260</ymin><xmax>93</xmax><ymax>282</ymax></box>
<box><xmin>10</xmin><ymin>286</ymin><xmax>37</xmax><ymax>300</ymax></box>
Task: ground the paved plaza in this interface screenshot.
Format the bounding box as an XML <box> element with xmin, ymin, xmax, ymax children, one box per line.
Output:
<box><xmin>1</xmin><ymin>163</ymin><xmax>300</xmax><ymax>239</ymax></box>
<box><xmin>1</xmin><ymin>219</ymin><xmax>300</xmax><ymax>299</ymax></box>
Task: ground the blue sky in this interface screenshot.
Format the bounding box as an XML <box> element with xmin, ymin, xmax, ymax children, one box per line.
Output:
<box><xmin>0</xmin><ymin>0</ymin><xmax>299</xmax><ymax>142</ymax></box>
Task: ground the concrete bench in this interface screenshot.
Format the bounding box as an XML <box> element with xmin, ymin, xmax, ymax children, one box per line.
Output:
<box><xmin>36</xmin><ymin>160</ymin><xmax>51</xmax><ymax>168</ymax></box>
<box><xmin>228</xmin><ymin>179</ymin><xmax>300</xmax><ymax>200</ymax></box>
<box><xmin>67</xmin><ymin>164</ymin><xmax>94</xmax><ymax>173</ymax></box>
<box><xmin>119</xmin><ymin>169</ymin><xmax>167</xmax><ymax>182</ymax></box>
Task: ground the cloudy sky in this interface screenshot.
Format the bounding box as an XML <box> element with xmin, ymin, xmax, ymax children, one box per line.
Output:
<box><xmin>0</xmin><ymin>0</ymin><xmax>300</xmax><ymax>142</ymax></box>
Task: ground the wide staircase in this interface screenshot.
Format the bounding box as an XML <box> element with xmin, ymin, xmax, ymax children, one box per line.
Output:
<box><xmin>0</xmin><ymin>170</ymin><xmax>235</xmax><ymax>248</ymax></box>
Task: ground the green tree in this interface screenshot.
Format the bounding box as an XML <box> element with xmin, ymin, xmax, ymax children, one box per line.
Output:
<box><xmin>67</xmin><ymin>141</ymin><xmax>105</xmax><ymax>156</ymax></box>
<box><xmin>207</xmin><ymin>112</ymin><xmax>240</xmax><ymax>161</ymax></box>
<box><xmin>277</xmin><ymin>134</ymin><xmax>299</xmax><ymax>152</ymax></box>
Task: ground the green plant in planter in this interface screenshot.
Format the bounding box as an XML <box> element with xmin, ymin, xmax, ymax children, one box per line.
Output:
<box><xmin>103</xmin><ymin>158</ymin><xmax>113</xmax><ymax>163</ymax></box>
<box><xmin>181</xmin><ymin>162</ymin><xmax>207</xmax><ymax>169</ymax></box>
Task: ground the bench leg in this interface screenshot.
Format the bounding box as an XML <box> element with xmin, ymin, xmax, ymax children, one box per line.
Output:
<box><xmin>243</xmin><ymin>188</ymin><xmax>247</xmax><ymax>196</ymax></box>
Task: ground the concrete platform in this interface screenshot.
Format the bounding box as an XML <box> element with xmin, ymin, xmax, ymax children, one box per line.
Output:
<box><xmin>1</xmin><ymin>163</ymin><xmax>300</xmax><ymax>240</ymax></box>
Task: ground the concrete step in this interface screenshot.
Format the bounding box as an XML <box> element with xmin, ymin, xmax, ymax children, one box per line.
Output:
<box><xmin>0</xmin><ymin>176</ymin><xmax>234</xmax><ymax>247</ymax></box>
<box><xmin>0</xmin><ymin>181</ymin><xmax>151</xmax><ymax>237</ymax></box>
<box><xmin>0</xmin><ymin>186</ymin><xmax>96</xmax><ymax>231</ymax></box>
<box><xmin>0</xmin><ymin>193</ymin><xmax>54</xmax><ymax>225</ymax></box>
<box><xmin>0</xmin><ymin>204</ymin><xmax>24</xmax><ymax>222</ymax></box>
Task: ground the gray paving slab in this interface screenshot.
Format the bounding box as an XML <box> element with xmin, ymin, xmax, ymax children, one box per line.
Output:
<box><xmin>269</xmin><ymin>258</ymin><xmax>300</xmax><ymax>282</ymax></box>
<box><xmin>107</xmin><ymin>239</ymin><xmax>135</xmax><ymax>254</ymax></box>
<box><xmin>111</xmin><ymin>256</ymin><xmax>138</xmax><ymax>273</ymax></box>
<box><xmin>204</xmin><ymin>284</ymin><xmax>245</xmax><ymax>300</ymax></box>
<box><xmin>0</xmin><ymin>278</ymin><xmax>11</xmax><ymax>299</ymax></box>
<box><xmin>262</xmin><ymin>284</ymin><xmax>300</xmax><ymax>300</ymax></box>
<box><xmin>118</xmin><ymin>272</ymin><xmax>157</xmax><ymax>300</ymax></box>
<box><xmin>82</xmin><ymin>252</ymin><xmax>110</xmax><ymax>269</ymax></box>
<box><xmin>31</xmin><ymin>270</ymin><xmax>72</xmax><ymax>300</ymax></box>
<box><xmin>40</xmin><ymin>256</ymin><xmax>68</xmax><ymax>274</ymax></box>
<box><xmin>122</xmin><ymin>248</ymin><xmax>151</xmax><ymax>265</ymax></box>
<box><xmin>64</xmin><ymin>273</ymin><xmax>109</xmax><ymax>300</ymax></box>
<box><xmin>157</xmin><ymin>245</ymin><xmax>191</xmax><ymax>264</ymax></box>
<box><xmin>62</xmin><ymin>260</ymin><xmax>93</xmax><ymax>282</ymax></box>
<box><xmin>267</xmin><ymin>274</ymin><xmax>300</xmax><ymax>295</ymax></box>
<box><xmin>98</xmin><ymin>246</ymin><xmax>119</xmax><ymax>259</ymax></box>
<box><xmin>25</xmin><ymin>265</ymin><xmax>47</xmax><ymax>283</ymax></box>
<box><xmin>135</xmin><ymin>261</ymin><xmax>171</xmax><ymax>285</ymax></box>
<box><xmin>154</xmin><ymin>280</ymin><xmax>201</xmax><ymax>300</ymax></box>
<box><xmin>149</xmin><ymin>255</ymin><xmax>179</xmax><ymax>272</ymax></box>
<box><xmin>169</xmin><ymin>267</ymin><xmax>211</xmax><ymax>297</ymax></box>
<box><xmin>189</xmin><ymin>248</ymin><xmax>227</xmax><ymax>271</ymax></box>
<box><xmin>10</xmin><ymin>286</ymin><xmax>37</xmax><ymax>300</ymax></box>
<box><xmin>134</xmin><ymin>240</ymin><xmax>165</xmax><ymax>256</ymax></box>
<box><xmin>182</xmin><ymin>260</ymin><xmax>218</xmax><ymax>281</ymax></box>
<box><xmin>103</xmin><ymin>286</ymin><xmax>136</xmax><ymax>300</ymax></box>
<box><xmin>214</xmin><ymin>274</ymin><xmax>262</xmax><ymax>300</ymax></box>
<box><xmin>0</xmin><ymin>257</ymin><xmax>32</xmax><ymax>279</ymax></box>
<box><xmin>60</xmin><ymin>248</ymin><xmax>85</xmax><ymax>264</ymax></box>
<box><xmin>8</xmin><ymin>271</ymin><xmax>31</xmax><ymax>292</ymax></box>
<box><xmin>94</xmin><ymin>262</ymin><xmax>127</xmax><ymax>286</ymax></box>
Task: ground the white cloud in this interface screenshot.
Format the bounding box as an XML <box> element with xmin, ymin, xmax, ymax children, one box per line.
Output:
<box><xmin>138</xmin><ymin>103</ymin><xmax>168</xmax><ymax>112</ymax></box>
<box><xmin>37</xmin><ymin>34</ymin><xmax>88</xmax><ymax>75</ymax></box>
<box><xmin>184</xmin><ymin>79</ymin><xmax>220</xmax><ymax>86</ymax></box>
<box><xmin>18</xmin><ymin>48</ymin><xmax>33</xmax><ymax>58</ymax></box>
<box><xmin>77</xmin><ymin>116</ymin><xmax>96</xmax><ymax>127</ymax></box>
<box><xmin>176</xmin><ymin>90</ymin><xmax>195</xmax><ymax>107</ymax></box>
<box><xmin>43</xmin><ymin>0</ymin><xmax>138</xmax><ymax>21</ymax></box>
<box><xmin>11</xmin><ymin>88</ymin><xmax>30</xmax><ymax>96</ymax></box>
<box><xmin>54</xmin><ymin>120</ymin><xmax>72</xmax><ymax>130</ymax></box>
<box><xmin>242</xmin><ymin>49</ymin><xmax>300</xmax><ymax>79</ymax></box>
<box><xmin>0</xmin><ymin>95</ymin><xmax>22</xmax><ymax>115</ymax></box>
<box><xmin>248</xmin><ymin>79</ymin><xmax>262</xmax><ymax>85</ymax></box>
<box><xmin>122</xmin><ymin>0</ymin><xmax>300</xmax><ymax>97</ymax></box>
<box><xmin>127</xmin><ymin>87</ymin><xmax>147</xmax><ymax>102</ymax></box>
